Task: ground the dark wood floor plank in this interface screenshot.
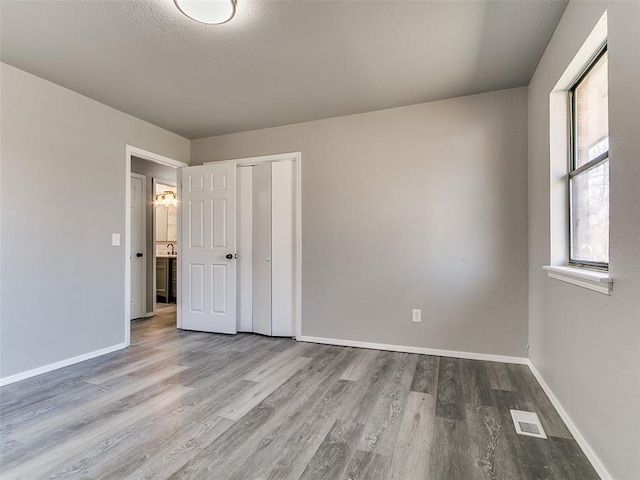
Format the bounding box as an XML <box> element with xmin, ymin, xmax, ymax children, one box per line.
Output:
<box><xmin>461</xmin><ymin>358</ymin><xmax>495</xmax><ymax>407</ymax></box>
<box><xmin>486</xmin><ymin>361</ymin><xmax>517</xmax><ymax>391</ymax></box>
<box><xmin>342</xmin><ymin>449</ymin><xmax>389</xmax><ymax>480</ymax></box>
<box><xmin>465</xmin><ymin>403</ymin><xmax>526</xmax><ymax>480</ymax></box>
<box><xmin>388</xmin><ymin>391</ymin><xmax>436</xmax><ymax>480</ymax></box>
<box><xmin>298</xmin><ymin>419</ymin><xmax>364</xmax><ymax>480</ymax></box>
<box><xmin>435</xmin><ymin>357</ymin><xmax>466</xmax><ymax>420</ymax></box>
<box><xmin>260</xmin><ymin>380</ymin><xmax>358</xmax><ymax>480</ymax></box>
<box><xmin>428</xmin><ymin>416</ymin><xmax>473</xmax><ymax>480</ymax></box>
<box><xmin>358</xmin><ymin>352</ymin><xmax>417</xmax><ymax>457</ymax></box>
<box><xmin>338</xmin><ymin>351</ymin><xmax>398</xmax><ymax>427</ymax></box>
<box><xmin>339</xmin><ymin>349</ymin><xmax>380</xmax><ymax>381</ymax></box>
<box><xmin>410</xmin><ymin>354</ymin><xmax>439</xmax><ymax>394</ymax></box>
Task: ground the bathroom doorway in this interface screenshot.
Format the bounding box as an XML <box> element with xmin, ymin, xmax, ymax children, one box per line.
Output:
<box><xmin>126</xmin><ymin>146</ymin><xmax>186</xmax><ymax>346</ymax></box>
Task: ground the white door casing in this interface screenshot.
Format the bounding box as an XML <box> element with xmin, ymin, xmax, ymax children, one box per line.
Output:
<box><xmin>180</xmin><ymin>163</ymin><xmax>237</xmax><ymax>334</ymax></box>
<box><xmin>130</xmin><ymin>174</ymin><xmax>145</xmax><ymax>320</ymax></box>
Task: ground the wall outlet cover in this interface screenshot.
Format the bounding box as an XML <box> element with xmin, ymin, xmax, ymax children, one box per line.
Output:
<box><xmin>412</xmin><ymin>309</ymin><xmax>422</xmax><ymax>323</ymax></box>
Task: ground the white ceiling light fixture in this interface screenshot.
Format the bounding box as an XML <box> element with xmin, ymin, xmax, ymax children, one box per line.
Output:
<box><xmin>174</xmin><ymin>0</ymin><xmax>236</xmax><ymax>25</ymax></box>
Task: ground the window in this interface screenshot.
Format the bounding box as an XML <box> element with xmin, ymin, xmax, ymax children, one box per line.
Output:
<box><xmin>569</xmin><ymin>46</ymin><xmax>609</xmax><ymax>269</ymax></box>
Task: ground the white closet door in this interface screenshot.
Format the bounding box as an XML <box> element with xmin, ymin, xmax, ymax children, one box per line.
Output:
<box><xmin>271</xmin><ymin>160</ymin><xmax>295</xmax><ymax>336</ymax></box>
<box><xmin>180</xmin><ymin>163</ymin><xmax>237</xmax><ymax>334</ymax></box>
<box><xmin>252</xmin><ymin>162</ymin><xmax>272</xmax><ymax>336</ymax></box>
<box><xmin>237</xmin><ymin>166</ymin><xmax>253</xmax><ymax>332</ymax></box>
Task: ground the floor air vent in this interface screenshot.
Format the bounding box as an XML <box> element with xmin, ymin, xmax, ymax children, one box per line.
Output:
<box><xmin>510</xmin><ymin>409</ymin><xmax>547</xmax><ymax>439</ymax></box>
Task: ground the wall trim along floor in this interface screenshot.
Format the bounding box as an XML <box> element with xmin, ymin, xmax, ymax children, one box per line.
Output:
<box><xmin>297</xmin><ymin>335</ymin><xmax>529</xmax><ymax>364</ymax></box>
<box><xmin>527</xmin><ymin>360</ymin><xmax>612</xmax><ymax>480</ymax></box>
<box><xmin>0</xmin><ymin>343</ymin><xmax>127</xmax><ymax>387</ymax></box>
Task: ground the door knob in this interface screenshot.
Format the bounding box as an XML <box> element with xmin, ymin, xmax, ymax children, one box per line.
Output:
<box><xmin>136</xmin><ymin>252</ymin><xmax>143</xmax><ymax>257</ymax></box>
<box><xmin>226</xmin><ymin>253</ymin><xmax>234</xmax><ymax>260</ymax></box>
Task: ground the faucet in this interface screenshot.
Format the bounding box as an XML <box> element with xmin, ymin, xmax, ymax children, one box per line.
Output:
<box><xmin>167</xmin><ymin>243</ymin><xmax>175</xmax><ymax>255</ymax></box>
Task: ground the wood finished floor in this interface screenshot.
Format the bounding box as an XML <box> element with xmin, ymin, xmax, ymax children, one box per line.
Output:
<box><xmin>0</xmin><ymin>304</ymin><xmax>598</xmax><ymax>480</ymax></box>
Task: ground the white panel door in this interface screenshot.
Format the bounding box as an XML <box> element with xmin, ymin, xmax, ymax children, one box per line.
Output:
<box><xmin>130</xmin><ymin>174</ymin><xmax>145</xmax><ymax>320</ymax></box>
<box><xmin>180</xmin><ymin>163</ymin><xmax>237</xmax><ymax>334</ymax></box>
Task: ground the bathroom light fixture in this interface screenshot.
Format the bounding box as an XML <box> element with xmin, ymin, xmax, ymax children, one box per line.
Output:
<box><xmin>174</xmin><ymin>0</ymin><xmax>236</xmax><ymax>25</ymax></box>
<box><xmin>155</xmin><ymin>191</ymin><xmax>178</xmax><ymax>207</ymax></box>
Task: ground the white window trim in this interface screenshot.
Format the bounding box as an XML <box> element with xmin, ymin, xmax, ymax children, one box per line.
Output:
<box><xmin>546</xmin><ymin>12</ymin><xmax>611</xmax><ymax>296</ymax></box>
<box><xmin>543</xmin><ymin>265</ymin><xmax>612</xmax><ymax>295</ymax></box>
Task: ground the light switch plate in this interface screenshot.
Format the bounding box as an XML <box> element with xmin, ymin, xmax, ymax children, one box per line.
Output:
<box><xmin>112</xmin><ymin>233</ymin><xmax>121</xmax><ymax>246</ymax></box>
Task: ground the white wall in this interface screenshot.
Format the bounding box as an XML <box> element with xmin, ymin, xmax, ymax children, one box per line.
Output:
<box><xmin>528</xmin><ymin>2</ymin><xmax>640</xmax><ymax>478</ymax></box>
<box><xmin>0</xmin><ymin>63</ymin><xmax>190</xmax><ymax>379</ymax></box>
<box><xmin>192</xmin><ymin>88</ymin><xmax>529</xmax><ymax>358</ymax></box>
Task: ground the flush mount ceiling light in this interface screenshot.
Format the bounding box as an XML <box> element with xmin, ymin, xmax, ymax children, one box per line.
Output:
<box><xmin>174</xmin><ymin>0</ymin><xmax>236</xmax><ymax>25</ymax></box>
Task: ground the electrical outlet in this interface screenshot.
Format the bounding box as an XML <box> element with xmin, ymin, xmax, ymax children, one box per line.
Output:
<box><xmin>412</xmin><ymin>309</ymin><xmax>421</xmax><ymax>323</ymax></box>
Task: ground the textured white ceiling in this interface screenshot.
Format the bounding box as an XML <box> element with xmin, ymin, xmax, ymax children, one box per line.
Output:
<box><xmin>0</xmin><ymin>0</ymin><xmax>567</xmax><ymax>139</ymax></box>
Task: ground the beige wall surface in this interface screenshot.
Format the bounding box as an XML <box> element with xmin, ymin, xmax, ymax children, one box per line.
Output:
<box><xmin>0</xmin><ymin>63</ymin><xmax>190</xmax><ymax>379</ymax></box>
<box><xmin>192</xmin><ymin>87</ymin><xmax>529</xmax><ymax>358</ymax></box>
<box><xmin>528</xmin><ymin>2</ymin><xmax>640</xmax><ymax>478</ymax></box>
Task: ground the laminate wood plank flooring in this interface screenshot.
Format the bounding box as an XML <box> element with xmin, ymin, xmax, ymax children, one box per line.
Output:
<box><xmin>0</xmin><ymin>304</ymin><xmax>599</xmax><ymax>479</ymax></box>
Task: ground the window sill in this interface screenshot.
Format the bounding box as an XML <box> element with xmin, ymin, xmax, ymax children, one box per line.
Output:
<box><xmin>542</xmin><ymin>265</ymin><xmax>612</xmax><ymax>295</ymax></box>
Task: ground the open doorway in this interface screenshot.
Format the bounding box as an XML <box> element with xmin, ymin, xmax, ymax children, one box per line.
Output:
<box><xmin>130</xmin><ymin>159</ymin><xmax>178</xmax><ymax>338</ymax></box>
<box><xmin>155</xmin><ymin>181</ymin><xmax>178</xmax><ymax>306</ymax></box>
<box><xmin>125</xmin><ymin>145</ymin><xmax>187</xmax><ymax>346</ymax></box>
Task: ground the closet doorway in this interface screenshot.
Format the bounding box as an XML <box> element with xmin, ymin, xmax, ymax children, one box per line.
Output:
<box><xmin>179</xmin><ymin>153</ymin><xmax>301</xmax><ymax>338</ymax></box>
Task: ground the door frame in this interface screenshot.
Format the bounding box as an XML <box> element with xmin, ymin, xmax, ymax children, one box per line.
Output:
<box><xmin>152</xmin><ymin>178</ymin><xmax>178</xmax><ymax>315</ymax></box>
<box><xmin>130</xmin><ymin>172</ymin><xmax>147</xmax><ymax>320</ymax></box>
<box><xmin>125</xmin><ymin>145</ymin><xmax>188</xmax><ymax>346</ymax></box>
<box><xmin>204</xmin><ymin>152</ymin><xmax>302</xmax><ymax>339</ymax></box>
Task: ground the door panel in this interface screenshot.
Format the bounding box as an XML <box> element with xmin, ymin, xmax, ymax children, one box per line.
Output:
<box><xmin>189</xmin><ymin>263</ymin><xmax>205</xmax><ymax>312</ymax></box>
<box><xmin>252</xmin><ymin>162</ymin><xmax>272</xmax><ymax>336</ymax></box>
<box><xmin>130</xmin><ymin>175</ymin><xmax>145</xmax><ymax>319</ymax></box>
<box><xmin>180</xmin><ymin>163</ymin><xmax>237</xmax><ymax>333</ymax></box>
<box><xmin>237</xmin><ymin>167</ymin><xmax>253</xmax><ymax>332</ymax></box>
<box><xmin>212</xmin><ymin>199</ymin><xmax>227</xmax><ymax>247</ymax></box>
<box><xmin>271</xmin><ymin>160</ymin><xmax>295</xmax><ymax>336</ymax></box>
<box><xmin>189</xmin><ymin>201</ymin><xmax>204</xmax><ymax>248</ymax></box>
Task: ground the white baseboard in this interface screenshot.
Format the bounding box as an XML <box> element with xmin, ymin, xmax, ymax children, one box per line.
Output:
<box><xmin>0</xmin><ymin>343</ymin><xmax>127</xmax><ymax>387</ymax></box>
<box><xmin>527</xmin><ymin>360</ymin><xmax>612</xmax><ymax>480</ymax></box>
<box><xmin>296</xmin><ymin>335</ymin><xmax>528</xmax><ymax>364</ymax></box>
